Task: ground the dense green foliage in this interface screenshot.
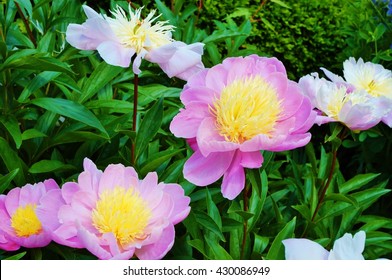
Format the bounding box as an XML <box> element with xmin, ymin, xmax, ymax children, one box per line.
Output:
<box><xmin>0</xmin><ymin>0</ymin><xmax>391</xmax><ymax>260</ymax></box>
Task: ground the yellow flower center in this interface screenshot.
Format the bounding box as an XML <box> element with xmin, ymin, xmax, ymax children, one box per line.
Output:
<box><xmin>109</xmin><ymin>7</ymin><xmax>174</xmax><ymax>54</ymax></box>
<box><xmin>11</xmin><ymin>204</ymin><xmax>42</xmax><ymax>237</ymax></box>
<box><xmin>327</xmin><ymin>87</ymin><xmax>347</xmax><ymax>119</ymax></box>
<box><xmin>211</xmin><ymin>76</ymin><xmax>281</xmax><ymax>143</ymax></box>
<box><xmin>91</xmin><ymin>187</ymin><xmax>151</xmax><ymax>247</ymax></box>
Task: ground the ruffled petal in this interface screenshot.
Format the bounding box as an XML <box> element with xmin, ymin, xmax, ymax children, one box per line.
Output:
<box><xmin>96</xmin><ymin>41</ymin><xmax>135</xmax><ymax>68</ymax></box>
<box><xmin>197</xmin><ymin>117</ymin><xmax>239</xmax><ymax>157</ymax></box>
<box><xmin>183</xmin><ymin>149</ymin><xmax>235</xmax><ymax>186</ymax></box>
<box><xmin>221</xmin><ymin>151</ymin><xmax>245</xmax><ymax>200</ymax></box>
<box><xmin>135</xmin><ymin>224</ymin><xmax>175</xmax><ymax>260</ymax></box>
<box><xmin>283</xmin><ymin>238</ymin><xmax>329</xmax><ymax>260</ymax></box>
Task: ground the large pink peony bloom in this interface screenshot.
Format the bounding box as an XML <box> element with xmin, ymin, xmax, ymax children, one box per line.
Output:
<box><xmin>170</xmin><ymin>55</ymin><xmax>316</xmax><ymax>199</ymax></box>
<box><xmin>299</xmin><ymin>57</ymin><xmax>392</xmax><ymax>130</ymax></box>
<box><xmin>66</xmin><ymin>5</ymin><xmax>204</xmax><ymax>80</ymax></box>
<box><xmin>0</xmin><ymin>179</ymin><xmax>60</xmax><ymax>251</ymax></box>
<box><xmin>37</xmin><ymin>158</ymin><xmax>190</xmax><ymax>260</ymax></box>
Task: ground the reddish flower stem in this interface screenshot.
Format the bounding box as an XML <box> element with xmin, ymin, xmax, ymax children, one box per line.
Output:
<box><xmin>311</xmin><ymin>148</ymin><xmax>338</xmax><ymax>222</ymax></box>
<box><xmin>15</xmin><ymin>2</ymin><xmax>37</xmax><ymax>48</ymax></box>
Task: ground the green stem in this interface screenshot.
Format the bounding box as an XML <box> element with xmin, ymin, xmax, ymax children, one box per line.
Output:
<box><xmin>131</xmin><ymin>74</ymin><xmax>139</xmax><ymax>165</ymax></box>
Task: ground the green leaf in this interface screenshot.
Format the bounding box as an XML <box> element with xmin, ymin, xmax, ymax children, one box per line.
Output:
<box><xmin>0</xmin><ymin>115</ymin><xmax>22</xmax><ymax>149</ymax></box>
<box><xmin>0</xmin><ymin>137</ymin><xmax>26</xmax><ymax>185</ymax></box>
<box><xmin>4</xmin><ymin>251</ymin><xmax>26</xmax><ymax>260</ymax></box>
<box><xmin>271</xmin><ymin>0</ymin><xmax>291</xmax><ymax>9</ymax></box>
<box><xmin>21</xmin><ymin>129</ymin><xmax>47</xmax><ymax>140</ymax></box>
<box><xmin>339</xmin><ymin>173</ymin><xmax>380</xmax><ymax>194</ymax></box>
<box><xmin>248</xmin><ymin>170</ymin><xmax>268</xmax><ymax>231</ymax></box>
<box><xmin>1</xmin><ymin>53</ymin><xmax>73</xmax><ymax>74</ymax></box>
<box><xmin>227</xmin><ymin>201</ymin><xmax>254</xmax><ymax>221</ymax></box>
<box><xmin>221</xmin><ymin>218</ymin><xmax>243</xmax><ymax>232</ymax></box>
<box><xmin>155</xmin><ymin>0</ymin><xmax>176</xmax><ymax>25</ymax></box>
<box><xmin>139</xmin><ymin>148</ymin><xmax>184</xmax><ymax>175</ymax></box>
<box><xmin>85</xmin><ymin>100</ymin><xmax>133</xmax><ymax>114</ymax></box>
<box><xmin>206</xmin><ymin>188</ymin><xmax>222</xmax><ymax>229</ymax></box>
<box><xmin>0</xmin><ymin>169</ymin><xmax>19</xmax><ymax>194</ymax></box>
<box><xmin>187</xmin><ymin>239</ymin><xmax>208</xmax><ymax>258</ymax></box>
<box><xmin>373</xmin><ymin>23</ymin><xmax>387</xmax><ymax>40</ymax></box>
<box><xmin>30</xmin><ymin>98</ymin><xmax>109</xmax><ymax>138</ymax></box>
<box><xmin>205</xmin><ymin>235</ymin><xmax>232</xmax><ymax>260</ymax></box>
<box><xmin>79</xmin><ymin>62</ymin><xmax>123</xmax><ymax>103</ymax></box>
<box><xmin>29</xmin><ymin>160</ymin><xmax>76</xmax><ymax>174</ymax></box>
<box><xmin>135</xmin><ymin>98</ymin><xmax>163</xmax><ymax>160</ymax></box>
<box><xmin>194</xmin><ymin>210</ymin><xmax>225</xmax><ymax>242</ymax></box>
<box><xmin>253</xmin><ymin>234</ymin><xmax>269</xmax><ymax>255</ymax></box>
<box><xmin>266</xmin><ymin>217</ymin><xmax>296</xmax><ymax>260</ymax></box>
<box><xmin>324</xmin><ymin>193</ymin><xmax>359</xmax><ymax>207</ymax></box>
<box><xmin>18</xmin><ymin>71</ymin><xmax>61</xmax><ymax>103</ymax></box>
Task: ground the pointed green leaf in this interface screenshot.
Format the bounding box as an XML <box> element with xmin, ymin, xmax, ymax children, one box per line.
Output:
<box><xmin>266</xmin><ymin>217</ymin><xmax>296</xmax><ymax>260</ymax></box>
<box><xmin>135</xmin><ymin>98</ymin><xmax>163</xmax><ymax>160</ymax></box>
<box><xmin>0</xmin><ymin>137</ymin><xmax>26</xmax><ymax>185</ymax></box>
<box><xmin>0</xmin><ymin>115</ymin><xmax>22</xmax><ymax>149</ymax></box>
<box><xmin>30</xmin><ymin>98</ymin><xmax>108</xmax><ymax>137</ymax></box>
<box><xmin>79</xmin><ymin>61</ymin><xmax>123</xmax><ymax>103</ymax></box>
<box><xmin>0</xmin><ymin>169</ymin><xmax>19</xmax><ymax>194</ymax></box>
<box><xmin>194</xmin><ymin>210</ymin><xmax>225</xmax><ymax>242</ymax></box>
<box><xmin>205</xmin><ymin>235</ymin><xmax>232</xmax><ymax>260</ymax></box>
<box><xmin>29</xmin><ymin>160</ymin><xmax>76</xmax><ymax>174</ymax></box>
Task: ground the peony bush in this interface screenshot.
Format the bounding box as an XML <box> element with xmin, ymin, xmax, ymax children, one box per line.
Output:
<box><xmin>0</xmin><ymin>0</ymin><xmax>391</xmax><ymax>260</ymax></box>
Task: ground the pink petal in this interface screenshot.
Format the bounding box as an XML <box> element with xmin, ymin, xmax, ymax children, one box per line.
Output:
<box><xmin>96</xmin><ymin>41</ymin><xmax>135</xmax><ymax>68</ymax></box>
<box><xmin>147</xmin><ymin>41</ymin><xmax>205</xmax><ymax>80</ymax></box>
<box><xmin>135</xmin><ymin>224</ymin><xmax>175</xmax><ymax>260</ymax></box>
<box><xmin>221</xmin><ymin>151</ymin><xmax>245</xmax><ymax>200</ymax></box>
<box><xmin>283</xmin><ymin>238</ymin><xmax>329</xmax><ymax>260</ymax></box>
<box><xmin>240</xmin><ymin>134</ymin><xmax>287</xmax><ymax>152</ymax></box>
<box><xmin>266</xmin><ymin>72</ymin><xmax>288</xmax><ymax>101</ymax></box>
<box><xmin>138</xmin><ymin>172</ymin><xmax>164</xmax><ymax>210</ymax></box>
<box><xmin>61</xmin><ymin>182</ymin><xmax>81</xmax><ymax>204</ymax></box>
<box><xmin>183</xmin><ymin>149</ymin><xmax>235</xmax><ymax>186</ymax></box>
<box><xmin>77</xmin><ymin>226</ymin><xmax>112</xmax><ymax>260</ymax></box>
<box><xmin>4</xmin><ymin>187</ymin><xmax>20</xmax><ymax>216</ymax></box>
<box><xmin>36</xmin><ymin>189</ymin><xmax>64</xmax><ymax>232</ymax></box>
<box><xmin>170</xmin><ymin>102</ymin><xmax>210</xmax><ymax>138</ymax></box>
<box><xmin>162</xmin><ymin>184</ymin><xmax>191</xmax><ymax>225</ymax></box>
<box><xmin>196</xmin><ymin>117</ymin><xmax>239</xmax><ymax>157</ymax></box>
<box><xmin>278</xmin><ymin>82</ymin><xmax>305</xmax><ymax>120</ymax></box>
<box><xmin>66</xmin><ymin>16</ymin><xmax>115</xmax><ymax>50</ymax></box>
<box><xmin>98</xmin><ymin>164</ymin><xmax>137</xmax><ymax>194</ymax></box>
<box><xmin>52</xmin><ymin>224</ymin><xmax>83</xmax><ymax>248</ymax></box>
<box><xmin>205</xmin><ymin>64</ymin><xmax>228</xmax><ymax>94</ymax></box>
<box><xmin>180</xmin><ymin>86</ymin><xmax>217</xmax><ymax>106</ymax></box>
<box><xmin>240</xmin><ymin>151</ymin><xmax>264</xmax><ymax>168</ymax></box>
<box><xmin>82</xmin><ymin>5</ymin><xmax>101</xmax><ymax>19</ymax></box>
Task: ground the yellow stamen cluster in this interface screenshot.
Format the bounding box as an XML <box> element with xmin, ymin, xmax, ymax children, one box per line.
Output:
<box><xmin>91</xmin><ymin>187</ymin><xmax>151</xmax><ymax>246</ymax></box>
<box><xmin>11</xmin><ymin>204</ymin><xmax>42</xmax><ymax>237</ymax></box>
<box><xmin>211</xmin><ymin>76</ymin><xmax>282</xmax><ymax>143</ymax></box>
<box><xmin>108</xmin><ymin>6</ymin><xmax>174</xmax><ymax>54</ymax></box>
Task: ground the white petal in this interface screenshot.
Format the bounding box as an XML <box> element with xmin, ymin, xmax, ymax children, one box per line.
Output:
<box><xmin>282</xmin><ymin>238</ymin><xmax>329</xmax><ymax>260</ymax></box>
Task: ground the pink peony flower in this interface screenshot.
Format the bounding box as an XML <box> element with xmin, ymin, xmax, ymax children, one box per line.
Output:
<box><xmin>170</xmin><ymin>55</ymin><xmax>316</xmax><ymax>199</ymax></box>
<box><xmin>0</xmin><ymin>179</ymin><xmax>60</xmax><ymax>251</ymax></box>
<box><xmin>299</xmin><ymin>57</ymin><xmax>392</xmax><ymax>130</ymax></box>
<box><xmin>37</xmin><ymin>158</ymin><xmax>190</xmax><ymax>260</ymax></box>
<box><xmin>66</xmin><ymin>5</ymin><xmax>204</xmax><ymax>80</ymax></box>
<box><xmin>283</xmin><ymin>231</ymin><xmax>366</xmax><ymax>260</ymax></box>
<box><xmin>299</xmin><ymin>73</ymin><xmax>388</xmax><ymax>130</ymax></box>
